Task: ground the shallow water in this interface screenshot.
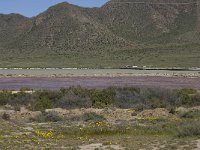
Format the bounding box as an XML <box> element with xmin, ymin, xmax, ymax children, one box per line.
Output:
<box><xmin>0</xmin><ymin>76</ymin><xmax>199</xmax><ymax>90</ymax></box>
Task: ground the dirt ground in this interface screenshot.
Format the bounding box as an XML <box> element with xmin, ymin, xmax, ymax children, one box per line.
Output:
<box><xmin>0</xmin><ymin>106</ymin><xmax>199</xmax><ymax>150</ymax></box>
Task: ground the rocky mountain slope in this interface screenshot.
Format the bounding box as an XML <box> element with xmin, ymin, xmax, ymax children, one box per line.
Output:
<box><xmin>98</xmin><ymin>0</ymin><xmax>198</xmax><ymax>42</ymax></box>
<box><xmin>0</xmin><ymin>0</ymin><xmax>199</xmax><ymax>68</ymax></box>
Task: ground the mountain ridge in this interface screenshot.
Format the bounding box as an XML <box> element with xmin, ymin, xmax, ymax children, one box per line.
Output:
<box><xmin>0</xmin><ymin>0</ymin><xmax>200</xmax><ymax>68</ymax></box>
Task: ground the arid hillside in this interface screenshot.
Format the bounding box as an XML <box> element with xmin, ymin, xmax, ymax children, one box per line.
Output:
<box><xmin>0</xmin><ymin>0</ymin><xmax>200</xmax><ymax>68</ymax></box>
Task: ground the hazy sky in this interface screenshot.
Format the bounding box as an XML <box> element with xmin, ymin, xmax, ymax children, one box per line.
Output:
<box><xmin>0</xmin><ymin>0</ymin><xmax>108</xmax><ymax>17</ymax></box>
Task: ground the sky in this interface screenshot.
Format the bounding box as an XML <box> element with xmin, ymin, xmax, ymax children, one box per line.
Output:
<box><xmin>0</xmin><ymin>0</ymin><xmax>108</xmax><ymax>17</ymax></box>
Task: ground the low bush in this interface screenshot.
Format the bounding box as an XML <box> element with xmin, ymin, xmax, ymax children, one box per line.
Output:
<box><xmin>83</xmin><ymin>112</ymin><xmax>106</xmax><ymax>122</ymax></box>
<box><xmin>177</xmin><ymin>121</ymin><xmax>200</xmax><ymax>137</ymax></box>
<box><xmin>149</xmin><ymin>97</ymin><xmax>166</xmax><ymax>109</ymax></box>
<box><xmin>91</xmin><ymin>88</ymin><xmax>115</xmax><ymax>108</ymax></box>
<box><xmin>177</xmin><ymin>88</ymin><xmax>197</xmax><ymax>96</ymax></box>
<box><xmin>0</xmin><ymin>87</ymin><xmax>199</xmax><ymax>110</ymax></box>
<box><xmin>33</xmin><ymin>98</ymin><xmax>53</xmax><ymax>111</ymax></box>
<box><xmin>0</xmin><ymin>91</ymin><xmax>12</xmax><ymax>105</ymax></box>
<box><xmin>180</xmin><ymin>110</ymin><xmax>200</xmax><ymax>119</ymax></box>
<box><xmin>2</xmin><ymin>113</ymin><xmax>10</xmax><ymax>121</ymax></box>
<box><xmin>55</xmin><ymin>91</ymin><xmax>92</xmax><ymax>109</ymax></box>
<box><xmin>176</xmin><ymin>88</ymin><xmax>199</xmax><ymax>106</ymax></box>
<box><xmin>190</xmin><ymin>94</ymin><xmax>200</xmax><ymax>106</ymax></box>
<box><xmin>9</xmin><ymin>92</ymin><xmax>31</xmax><ymax>106</ymax></box>
<box><xmin>168</xmin><ymin>107</ymin><xmax>176</xmax><ymax>114</ymax></box>
<box><xmin>114</xmin><ymin>87</ymin><xmax>141</xmax><ymax>108</ymax></box>
<box><xmin>30</xmin><ymin>111</ymin><xmax>63</xmax><ymax>123</ymax></box>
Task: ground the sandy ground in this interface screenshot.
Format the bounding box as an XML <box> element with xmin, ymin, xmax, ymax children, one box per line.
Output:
<box><xmin>195</xmin><ymin>140</ymin><xmax>200</xmax><ymax>150</ymax></box>
<box><xmin>0</xmin><ymin>76</ymin><xmax>199</xmax><ymax>90</ymax></box>
<box><xmin>79</xmin><ymin>143</ymin><xmax>125</xmax><ymax>150</ymax></box>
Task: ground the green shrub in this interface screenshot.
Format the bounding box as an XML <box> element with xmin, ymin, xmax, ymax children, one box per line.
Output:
<box><xmin>134</xmin><ymin>103</ymin><xmax>145</xmax><ymax>112</ymax></box>
<box><xmin>83</xmin><ymin>112</ymin><xmax>106</xmax><ymax>122</ymax></box>
<box><xmin>30</xmin><ymin>111</ymin><xmax>63</xmax><ymax>123</ymax></box>
<box><xmin>91</xmin><ymin>88</ymin><xmax>115</xmax><ymax>108</ymax></box>
<box><xmin>36</xmin><ymin>90</ymin><xmax>62</xmax><ymax>102</ymax></box>
<box><xmin>176</xmin><ymin>88</ymin><xmax>198</xmax><ymax>106</ymax></box>
<box><xmin>9</xmin><ymin>92</ymin><xmax>31</xmax><ymax>106</ymax></box>
<box><xmin>180</xmin><ymin>110</ymin><xmax>200</xmax><ymax>119</ymax></box>
<box><xmin>0</xmin><ymin>87</ymin><xmax>199</xmax><ymax>110</ymax></box>
<box><xmin>55</xmin><ymin>91</ymin><xmax>92</xmax><ymax>109</ymax></box>
<box><xmin>69</xmin><ymin>86</ymin><xmax>90</xmax><ymax>98</ymax></box>
<box><xmin>79</xmin><ymin>124</ymin><xmax>128</xmax><ymax>136</ymax></box>
<box><xmin>20</xmin><ymin>87</ymin><xmax>32</xmax><ymax>92</ymax></box>
<box><xmin>114</xmin><ymin>87</ymin><xmax>141</xmax><ymax>108</ymax></box>
<box><xmin>177</xmin><ymin>121</ymin><xmax>200</xmax><ymax>137</ymax></box>
<box><xmin>120</xmin><ymin>87</ymin><xmax>140</xmax><ymax>94</ymax></box>
<box><xmin>13</xmin><ymin>105</ymin><xmax>21</xmax><ymax>111</ymax></box>
<box><xmin>190</xmin><ymin>94</ymin><xmax>200</xmax><ymax>106</ymax></box>
<box><xmin>138</xmin><ymin>88</ymin><xmax>177</xmax><ymax>109</ymax></box>
<box><xmin>33</xmin><ymin>98</ymin><xmax>53</xmax><ymax>111</ymax></box>
<box><xmin>169</xmin><ymin>107</ymin><xmax>176</xmax><ymax>114</ymax></box>
<box><xmin>177</xmin><ymin>88</ymin><xmax>197</xmax><ymax>96</ymax></box>
<box><xmin>149</xmin><ymin>97</ymin><xmax>166</xmax><ymax>109</ymax></box>
<box><xmin>0</xmin><ymin>91</ymin><xmax>12</xmax><ymax>106</ymax></box>
<box><xmin>2</xmin><ymin>113</ymin><xmax>10</xmax><ymax>121</ymax></box>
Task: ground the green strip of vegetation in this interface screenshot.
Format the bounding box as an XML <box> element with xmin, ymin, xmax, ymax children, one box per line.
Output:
<box><xmin>0</xmin><ymin>87</ymin><xmax>199</xmax><ymax>111</ymax></box>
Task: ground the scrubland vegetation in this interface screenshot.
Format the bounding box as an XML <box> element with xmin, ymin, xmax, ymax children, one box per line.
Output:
<box><xmin>0</xmin><ymin>86</ymin><xmax>199</xmax><ymax>149</ymax></box>
<box><xmin>0</xmin><ymin>86</ymin><xmax>199</xmax><ymax>111</ymax></box>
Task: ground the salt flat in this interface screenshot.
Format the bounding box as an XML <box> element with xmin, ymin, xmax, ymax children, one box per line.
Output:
<box><xmin>0</xmin><ymin>69</ymin><xmax>199</xmax><ymax>77</ymax></box>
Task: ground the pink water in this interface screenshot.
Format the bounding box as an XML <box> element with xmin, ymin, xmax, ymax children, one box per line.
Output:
<box><xmin>0</xmin><ymin>76</ymin><xmax>199</xmax><ymax>90</ymax></box>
